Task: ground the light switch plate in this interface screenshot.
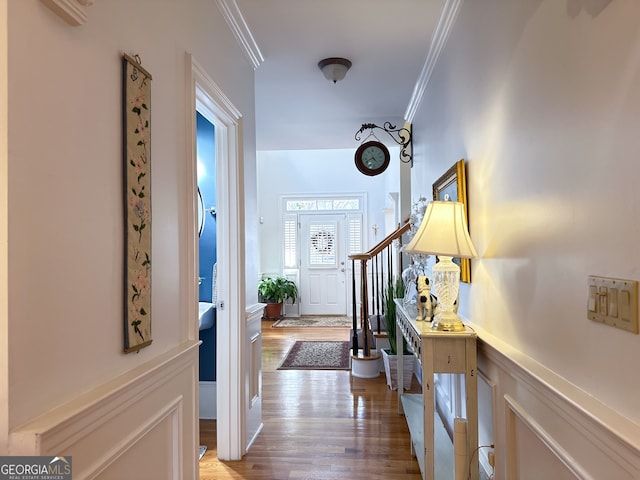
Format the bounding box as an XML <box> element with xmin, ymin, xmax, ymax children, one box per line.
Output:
<box><xmin>587</xmin><ymin>276</ymin><xmax>638</xmax><ymax>334</ymax></box>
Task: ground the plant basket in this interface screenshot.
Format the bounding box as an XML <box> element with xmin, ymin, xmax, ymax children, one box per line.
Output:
<box><xmin>381</xmin><ymin>348</ymin><xmax>415</xmax><ymax>390</ymax></box>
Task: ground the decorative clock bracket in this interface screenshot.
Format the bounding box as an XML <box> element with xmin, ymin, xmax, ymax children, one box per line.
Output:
<box><xmin>355</xmin><ymin>121</ymin><xmax>413</xmax><ymax>166</ymax></box>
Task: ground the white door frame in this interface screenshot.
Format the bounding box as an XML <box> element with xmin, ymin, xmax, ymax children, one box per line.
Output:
<box><xmin>186</xmin><ymin>54</ymin><xmax>246</xmax><ymax>461</ymax></box>
<box><xmin>281</xmin><ymin>194</ymin><xmax>366</xmax><ymax>319</ymax></box>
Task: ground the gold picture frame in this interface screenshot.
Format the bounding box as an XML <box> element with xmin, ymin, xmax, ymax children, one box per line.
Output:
<box><xmin>432</xmin><ymin>159</ymin><xmax>471</xmax><ymax>283</ymax></box>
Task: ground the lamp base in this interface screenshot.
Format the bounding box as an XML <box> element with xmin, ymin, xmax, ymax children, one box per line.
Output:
<box><xmin>431</xmin><ymin>255</ymin><xmax>464</xmax><ymax>331</ymax></box>
<box><xmin>432</xmin><ymin>312</ymin><xmax>465</xmax><ymax>332</ymax></box>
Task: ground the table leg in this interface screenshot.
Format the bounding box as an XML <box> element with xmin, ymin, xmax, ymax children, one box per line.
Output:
<box><xmin>465</xmin><ymin>337</ymin><xmax>479</xmax><ymax>480</ymax></box>
<box><xmin>424</xmin><ymin>338</ymin><xmax>434</xmax><ymax>480</ymax></box>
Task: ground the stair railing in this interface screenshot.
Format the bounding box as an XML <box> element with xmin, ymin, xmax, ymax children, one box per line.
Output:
<box><xmin>349</xmin><ymin>221</ymin><xmax>411</xmax><ymax>356</ymax></box>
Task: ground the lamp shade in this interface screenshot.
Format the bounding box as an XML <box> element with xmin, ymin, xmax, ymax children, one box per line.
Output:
<box><xmin>404</xmin><ymin>201</ymin><xmax>477</xmax><ymax>258</ymax></box>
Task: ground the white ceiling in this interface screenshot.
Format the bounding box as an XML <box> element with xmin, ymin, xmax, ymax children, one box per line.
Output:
<box><xmin>235</xmin><ymin>0</ymin><xmax>445</xmax><ymax>151</ymax></box>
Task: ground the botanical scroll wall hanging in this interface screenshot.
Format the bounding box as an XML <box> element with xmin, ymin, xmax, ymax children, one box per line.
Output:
<box><xmin>123</xmin><ymin>53</ymin><xmax>152</xmax><ymax>353</ymax></box>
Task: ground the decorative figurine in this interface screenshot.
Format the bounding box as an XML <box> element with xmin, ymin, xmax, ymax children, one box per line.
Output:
<box><xmin>416</xmin><ymin>275</ymin><xmax>433</xmax><ymax>321</ymax></box>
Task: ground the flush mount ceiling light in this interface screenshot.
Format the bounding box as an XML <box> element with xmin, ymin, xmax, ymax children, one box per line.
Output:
<box><xmin>318</xmin><ymin>57</ymin><xmax>352</xmax><ymax>83</ymax></box>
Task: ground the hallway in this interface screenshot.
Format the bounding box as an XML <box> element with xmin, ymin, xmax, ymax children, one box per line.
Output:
<box><xmin>199</xmin><ymin>321</ymin><xmax>423</xmax><ymax>479</ymax></box>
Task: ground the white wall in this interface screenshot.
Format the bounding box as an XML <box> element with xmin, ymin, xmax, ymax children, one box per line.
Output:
<box><xmin>256</xmin><ymin>148</ymin><xmax>400</xmax><ymax>275</ymax></box>
<box><xmin>411</xmin><ymin>0</ymin><xmax>640</xmax><ymax>477</ymax></box>
<box><xmin>2</xmin><ymin>0</ymin><xmax>257</xmax><ymax>476</ymax></box>
<box><xmin>0</xmin><ymin>0</ymin><xmax>7</xmax><ymax>454</ymax></box>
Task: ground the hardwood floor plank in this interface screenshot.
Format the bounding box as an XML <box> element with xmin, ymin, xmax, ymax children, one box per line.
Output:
<box><xmin>199</xmin><ymin>321</ymin><xmax>423</xmax><ymax>479</ymax></box>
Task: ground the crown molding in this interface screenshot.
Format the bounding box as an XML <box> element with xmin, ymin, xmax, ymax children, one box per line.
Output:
<box><xmin>404</xmin><ymin>0</ymin><xmax>464</xmax><ymax>122</ymax></box>
<box><xmin>41</xmin><ymin>0</ymin><xmax>94</xmax><ymax>26</ymax></box>
<box><xmin>216</xmin><ymin>0</ymin><xmax>264</xmax><ymax>70</ymax></box>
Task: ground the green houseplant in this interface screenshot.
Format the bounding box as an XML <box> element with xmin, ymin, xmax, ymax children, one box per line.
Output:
<box><xmin>258</xmin><ymin>275</ymin><xmax>299</xmax><ymax>319</ymax></box>
<box><xmin>384</xmin><ymin>277</ymin><xmax>406</xmax><ymax>355</ymax></box>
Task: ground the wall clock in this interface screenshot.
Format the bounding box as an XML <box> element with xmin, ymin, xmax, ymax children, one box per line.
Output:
<box><xmin>354</xmin><ymin>140</ymin><xmax>390</xmax><ymax>176</ymax></box>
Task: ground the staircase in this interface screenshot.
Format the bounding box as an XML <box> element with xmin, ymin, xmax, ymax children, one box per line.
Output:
<box><xmin>348</xmin><ymin>221</ymin><xmax>411</xmax><ymax>357</ymax></box>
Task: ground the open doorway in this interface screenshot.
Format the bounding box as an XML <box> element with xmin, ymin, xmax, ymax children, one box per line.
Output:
<box><xmin>196</xmin><ymin>113</ymin><xmax>217</xmax><ymax>424</ymax></box>
<box><xmin>187</xmin><ymin>54</ymin><xmax>247</xmax><ymax>461</ymax></box>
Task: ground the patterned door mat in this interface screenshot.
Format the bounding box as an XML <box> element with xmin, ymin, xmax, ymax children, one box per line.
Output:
<box><xmin>272</xmin><ymin>316</ymin><xmax>352</xmax><ymax>328</ymax></box>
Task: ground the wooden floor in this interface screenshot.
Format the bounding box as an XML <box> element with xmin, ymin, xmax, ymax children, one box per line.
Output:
<box><xmin>199</xmin><ymin>320</ymin><xmax>424</xmax><ymax>480</ymax></box>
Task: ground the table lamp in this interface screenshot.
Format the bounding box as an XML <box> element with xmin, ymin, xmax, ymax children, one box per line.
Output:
<box><xmin>404</xmin><ymin>201</ymin><xmax>478</xmax><ymax>331</ymax></box>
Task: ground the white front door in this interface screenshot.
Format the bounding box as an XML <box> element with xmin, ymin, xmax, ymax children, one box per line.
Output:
<box><xmin>299</xmin><ymin>214</ymin><xmax>347</xmax><ymax>315</ymax></box>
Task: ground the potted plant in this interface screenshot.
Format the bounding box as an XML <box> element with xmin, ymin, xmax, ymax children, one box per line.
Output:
<box><xmin>382</xmin><ymin>277</ymin><xmax>415</xmax><ymax>390</ymax></box>
<box><xmin>258</xmin><ymin>275</ymin><xmax>299</xmax><ymax>319</ymax></box>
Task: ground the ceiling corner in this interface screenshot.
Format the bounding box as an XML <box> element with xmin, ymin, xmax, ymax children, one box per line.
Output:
<box><xmin>216</xmin><ymin>0</ymin><xmax>264</xmax><ymax>70</ymax></box>
<box><xmin>40</xmin><ymin>0</ymin><xmax>92</xmax><ymax>26</ymax></box>
<box><xmin>404</xmin><ymin>0</ymin><xmax>465</xmax><ymax>123</ymax></box>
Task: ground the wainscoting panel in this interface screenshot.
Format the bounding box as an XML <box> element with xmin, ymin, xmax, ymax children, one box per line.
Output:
<box><xmin>434</xmin><ymin>324</ymin><xmax>640</xmax><ymax>479</ymax></box>
<box><xmin>93</xmin><ymin>398</ymin><xmax>183</xmax><ymax>480</ymax></box>
<box><xmin>505</xmin><ymin>394</ymin><xmax>584</xmax><ymax>480</ymax></box>
<box><xmin>434</xmin><ymin>373</ymin><xmax>455</xmax><ymax>437</ymax></box>
<box><xmin>434</xmin><ymin>372</ymin><xmax>468</xmax><ymax>441</ymax></box>
<box><xmin>474</xmin><ymin>331</ymin><xmax>640</xmax><ymax>479</ymax></box>
<box><xmin>10</xmin><ymin>341</ymin><xmax>200</xmax><ymax>480</ymax></box>
<box><xmin>245</xmin><ymin>304</ymin><xmax>264</xmax><ymax>452</ymax></box>
<box><xmin>477</xmin><ymin>371</ymin><xmax>496</xmax><ymax>476</ymax></box>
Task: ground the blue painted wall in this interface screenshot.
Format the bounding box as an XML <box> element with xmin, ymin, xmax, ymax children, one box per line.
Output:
<box><xmin>197</xmin><ymin>112</ymin><xmax>217</xmax><ymax>382</ymax></box>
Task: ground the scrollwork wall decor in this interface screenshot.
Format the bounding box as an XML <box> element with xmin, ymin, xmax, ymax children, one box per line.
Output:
<box><xmin>354</xmin><ymin>121</ymin><xmax>413</xmax><ymax>166</ymax></box>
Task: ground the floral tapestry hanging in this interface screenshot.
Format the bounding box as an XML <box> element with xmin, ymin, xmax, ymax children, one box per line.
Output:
<box><xmin>123</xmin><ymin>53</ymin><xmax>152</xmax><ymax>353</ymax></box>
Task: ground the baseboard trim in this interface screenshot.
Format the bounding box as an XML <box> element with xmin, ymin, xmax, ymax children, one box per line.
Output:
<box><xmin>199</xmin><ymin>381</ymin><xmax>217</xmax><ymax>419</ymax></box>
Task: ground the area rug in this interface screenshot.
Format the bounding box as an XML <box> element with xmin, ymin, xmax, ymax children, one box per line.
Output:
<box><xmin>272</xmin><ymin>316</ymin><xmax>352</xmax><ymax>328</ymax></box>
<box><xmin>278</xmin><ymin>341</ymin><xmax>351</xmax><ymax>370</ymax></box>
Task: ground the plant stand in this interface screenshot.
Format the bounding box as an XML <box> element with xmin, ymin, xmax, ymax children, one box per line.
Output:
<box><xmin>382</xmin><ymin>349</ymin><xmax>415</xmax><ymax>390</ymax></box>
<box><xmin>351</xmin><ymin>350</ymin><xmax>381</xmax><ymax>378</ymax></box>
<box><xmin>374</xmin><ymin>335</ymin><xmax>390</xmax><ymax>372</ymax></box>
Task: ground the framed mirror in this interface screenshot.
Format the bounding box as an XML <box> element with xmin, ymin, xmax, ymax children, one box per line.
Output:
<box><xmin>198</xmin><ymin>187</ymin><xmax>205</xmax><ymax>237</ymax></box>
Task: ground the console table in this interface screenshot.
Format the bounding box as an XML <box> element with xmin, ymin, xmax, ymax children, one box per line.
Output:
<box><xmin>395</xmin><ymin>299</ymin><xmax>479</xmax><ymax>480</ymax></box>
